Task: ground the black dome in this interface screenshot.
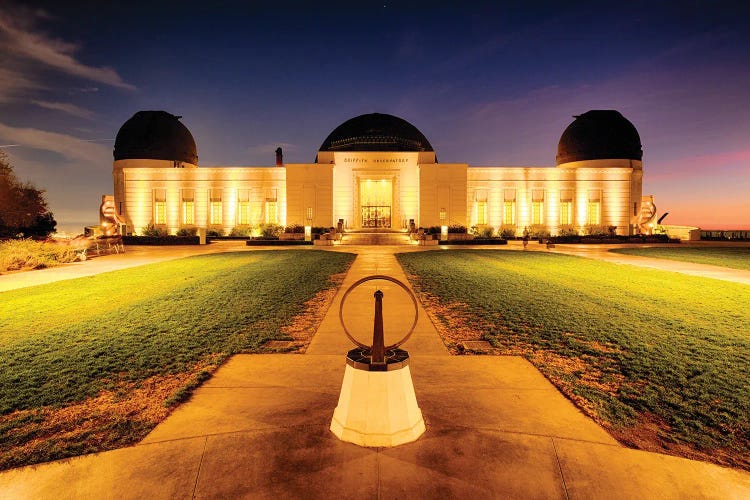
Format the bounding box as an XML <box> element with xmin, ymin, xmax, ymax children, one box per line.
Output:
<box><xmin>556</xmin><ymin>110</ymin><xmax>642</xmax><ymax>165</ymax></box>
<box><xmin>319</xmin><ymin>113</ymin><xmax>434</xmax><ymax>153</ymax></box>
<box><xmin>114</xmin><ymin>111</ymin><xmax>198</xmax><ymax>164</ymax></box>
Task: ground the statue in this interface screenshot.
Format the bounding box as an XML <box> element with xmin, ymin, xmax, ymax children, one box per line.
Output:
<box><xmin>99</xmin><ymin>195</ymin><xmax>124</xmax><ymax>236</ymax></box>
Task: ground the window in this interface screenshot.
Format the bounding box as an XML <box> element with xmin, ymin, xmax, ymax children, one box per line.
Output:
<box><xmin>503</xmin><ymin>201</ymin><xmax>515</xmax><ymax>225</ymax></box>
<box><xmin>265</xmin><ymin>200</ymin><xmax>278</xmax><ymax>224</ymax></box>
<box><xmin>587</xmin><ymin>202</ymin><xmax>601</xmax><ymax>225</ymax></box>
<box><xmin>587</xmin><ymin>190</ymin><xmax>601</xmax><ymax>225</ymax></box>
<box><xmin>210</xmin><ymin>189</ymin><xmax>222</xmax><ymax>225</ymax></box>
<box><xmin>238</xmin><ymin>190</ymin><xmax>251</xmax><ymax>225</ymax></box>
<box><xmin>503</xmin><ymin>189</ymin><xmax>516</xmax><ymax>225</ymax></box>
<box><xmin>182</xmin><ymin>189</ymin><xmax>194</xmax><ymax>225</ymax></box>
<box><xmin>439</xmin><ymin>208</ymin><xmax>446</xmax><ymax>221</ymax></box>
<box><xmin>560</xmin><ymin>190</ymin><xmax>573</xmax><ymax>225</ymax></box>
<box><xmin>475</xmin><ymin>201</ymin><xmax>487</xmax><ymax>225</ymax></box>
<box><xmin>154</xmin><ymin>189</ymin><xmax>166</xmax><ymax>225</ymax></box>
<box><xmin>531</xmin><ymin>190</ymin><xmax>544</xmax><ymax>225</ymax></box>
<box><xmin>306</xmin><ymin>207</ymin><xmax>313</xmax><ymax>221</ymax></box>
<box><xmin>560</xmin><ymin>202</ymin><xmax>572</xmax><ymax>225</ymax></box>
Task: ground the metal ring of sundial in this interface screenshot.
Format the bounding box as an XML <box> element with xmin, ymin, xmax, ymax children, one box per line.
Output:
<box><xmin>338</xmin><ymin>275</ymin><xmax>419</xmax><ymax>350</ymax></box>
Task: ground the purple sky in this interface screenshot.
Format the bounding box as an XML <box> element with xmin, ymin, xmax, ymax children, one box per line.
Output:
<box><xmin>0</xmin><ymin>1</ymin><xmax>748</xmax><ymax>230</ymax></box>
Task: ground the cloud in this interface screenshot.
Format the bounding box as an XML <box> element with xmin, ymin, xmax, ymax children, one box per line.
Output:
<box><xmin>31</xmin><ymin>100</ymin><xmax>95</xmax><ymax>119</ymax></box>
<box><xmin>0</xmin><ymin>66</ymin><xmax>45</xmax><ymax>103</ymax></box>
<box><xmin>0</xmin><ymin>6</ymin><xmax>135</xmax><ymax>91</ymax></box>
<box><xmin>0</xmin><ymin>121</ymin><xmax>110</xmax><ymax>164</ymax></box>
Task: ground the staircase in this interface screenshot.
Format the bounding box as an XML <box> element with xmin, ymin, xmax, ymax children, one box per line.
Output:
<box><xmin>339</xmin><ymin>230</ymin><xmax>412</xmax><ymax>245</ymax></box>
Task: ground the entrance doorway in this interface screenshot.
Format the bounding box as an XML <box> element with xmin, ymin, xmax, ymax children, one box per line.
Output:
<box><xmin>361</xmin><ymin>206</ymin><xmax>391</xmax><ymax>228</ymax></box>
<box><xmin>359</xmin><ymin>179</ymin><xmax>392</xmax><ymax>228</ymax></box>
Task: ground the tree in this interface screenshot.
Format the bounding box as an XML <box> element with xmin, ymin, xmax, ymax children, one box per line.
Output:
<box><xmin>0</xmin><ymin>152</ymin><xmax>57</xmax><ymax>238</ymax></box>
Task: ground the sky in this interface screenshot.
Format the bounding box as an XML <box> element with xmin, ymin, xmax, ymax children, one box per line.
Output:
<box><xmin>0</xmin><ymin>0</ymin><xmax>748</xmax><ymax>230</ymax></box>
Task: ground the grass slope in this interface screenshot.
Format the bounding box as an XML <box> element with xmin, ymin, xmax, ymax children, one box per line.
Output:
<box><xmin>610</xmin><ymin>246</ymin><xmax>750</xmax><ymax>271</ymax></box>
<box><xmin>0</xmin><ymin>250</ymin><xmax>354</xmax><ymax>469</ymax></box>
<box><xmin>396</xmin><ymin>250</ymin><xmax>750</xmax><ymax>470</ymax></box>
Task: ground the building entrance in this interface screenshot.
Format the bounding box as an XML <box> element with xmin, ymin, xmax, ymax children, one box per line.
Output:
<box><xmin>359</xmin><ymin>179</ymin><xmax>392</xmax><ymax>228</ymax></box>
<box><xmin>361</xmin><ymin>206</ymin><xmax>391</xmax><ymax>228</ymax></box>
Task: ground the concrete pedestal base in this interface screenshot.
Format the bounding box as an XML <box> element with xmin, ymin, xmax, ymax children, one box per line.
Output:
<box><xmin>330</xmin><ymin>363</ymin><xmax>425</xmax><ymax>447</ymax></box>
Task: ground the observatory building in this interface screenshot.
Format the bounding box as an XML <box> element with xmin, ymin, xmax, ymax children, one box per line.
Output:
<box><xmin>110</xmin><ymin>110</ymin><xmax>647</xmax><ymax>236</ymax></box>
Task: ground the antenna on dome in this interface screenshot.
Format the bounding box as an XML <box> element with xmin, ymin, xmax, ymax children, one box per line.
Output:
<box><xmin>275</xmin><ymin>147</ymin><xmax>283</xmax><ymax>167</ymax></box>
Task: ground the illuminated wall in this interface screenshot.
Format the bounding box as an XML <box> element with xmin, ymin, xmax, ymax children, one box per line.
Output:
<box><xmin>113</xmin><ymin>154</ymin><xmax>642</xmax><ymax>236</ymax></box>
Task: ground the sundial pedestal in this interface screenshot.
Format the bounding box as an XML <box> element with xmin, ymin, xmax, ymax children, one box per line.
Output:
<box><xmin>330</xmin><ymin>275</ymin><xmax>425</xmax><ymax>447</ymax></box>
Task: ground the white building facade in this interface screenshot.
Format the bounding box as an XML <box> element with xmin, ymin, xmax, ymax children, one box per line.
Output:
<box><xmin>111</xmin><ymin>110</ymin><xmax>645</xmax><ymax>237</ymax></box>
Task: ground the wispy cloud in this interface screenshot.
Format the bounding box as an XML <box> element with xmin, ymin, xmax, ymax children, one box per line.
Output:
<box><xmin>31</xmin><ymin>100</ymin><xmax>95</xmax><ymax>119</ymax></box>
<box><xmin>0</xmin><ymin>5</ymin><xmax>134</xmax><ymax>91</ymax></box>
<box><xmin>0</xmin><ymin>121</ymin><xmax>110</xmax><ymax>164</ymax></box>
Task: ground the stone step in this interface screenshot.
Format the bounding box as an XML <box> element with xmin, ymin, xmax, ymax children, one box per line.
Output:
<box><xmin>339</xmin><ymin>232</ymin><xmax>411</xmax><ymax>245</ymax></box>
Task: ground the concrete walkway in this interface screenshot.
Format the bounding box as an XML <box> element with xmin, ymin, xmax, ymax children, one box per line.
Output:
<box><xmin>2</xmin><ymin>244</ymin><xmax>749</xmax><ymax>498</ymax></box>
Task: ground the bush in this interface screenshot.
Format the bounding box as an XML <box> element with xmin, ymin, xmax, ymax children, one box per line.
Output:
<box><xmin>584</xmin><ymin>225</ymin><xmax>609</xmax><ymax>237</ymax></box>
<box><xmin>229</xmin><ymin>226</ymin><xmax>252</xmax><ymax>237</ymax></box>
<box><xmin>528</xmin><ymin>225</ymin><xmax>550</xmax><ymax>239</ymax></box>
<box><xmin>471</xmin><ymin>226</ymin><xmax>494</xmax><ymax>238</ymax></box>
<box><xmin>424</xmin><ymin>226</ymin><xmax>442</xmax><ymax>235</ymax></box>
<box><xmin>557</xmin><ymin>225</ymin><xmax>579</xmax><ymax>237</ymax></box>
<box><xmin>206</xmin><ymin>229</ymin><xmax>223</xmax><ymax>237</ymax></box>
<box><xmin>448</xmin><ymin>224</ymin><xmax>467</xmax><ymax>234</ymax></box>
<box><xmin>258</xmin><ymin>223</ymin><xmax>283</xmax><ymax>239</ymax></box>
<box><xmin>499</xmin><ymin>225</ymin><xmax>517</xmax><ymax>239</ymax></box>
<box><xmin>176</xmin><ymin>228</ymin><xmax>197</xmax><ymax>237</ymax></box>
<box><xmin>284</xmin><ymin>224</ymin><xmax>304</xmax><ymax>234</ymax></box>
<box><xmin>0</xmin><ymin>239</ymin><xmax>78</xmax><ymax>273</ymax></box>
<box><xmin>142</xmin><ymin>223</ymin><xmax>167</xmax><ymax>237</ymax></box>
<box><xmin>312</xmin><ymin>227</ymin><xmax>329</xmax><ymax>235</ymax></box>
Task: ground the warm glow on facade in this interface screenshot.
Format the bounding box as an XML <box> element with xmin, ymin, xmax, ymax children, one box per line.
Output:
<box><xmin>110</xmin><ymin>110</ymin><xmax>648</xmax><ymax>236</ymax></box>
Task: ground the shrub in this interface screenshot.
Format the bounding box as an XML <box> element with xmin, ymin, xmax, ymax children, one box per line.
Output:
<box><xmin>176</xmin><ymin>228</ymin><xmax>197</xmax><ymax>237</ymax></box>
<box><xmin>141</xmin><ymin>223</ymin><xmax>167</xmax><ymax>237</ymax></box>
<box><xmin>258</xmin><ymin>223</ymin><xmax>283</xmax><ymax>239</ymax></box>
<box><xmin>424</xmin><ymin>226</ymin><xmax>442</xmax><ymax>235</ymax></box>
<box><xmin>528</xmin><ymin>224</ymin><xmax>550</xmax><ymax>239</ymax></box>
<box><xmin>557</xmin><ymin>225</ymin><xmax>579</xmax><ymax>237</ymax></box>
<box><xmin>0</xmin><ymin>239</ymin><xmax>78</xmax><ymax>273</ymax></box>
<box><xmin>229</xmin><ymin>226</ymin><xmax>252</xmax><ymax>237</ymax></box>
<box><xmin>312</xmin><ymin>227</ymin><xmax>329</xmax><ymax>235</ymax></box>
<box><xmin>584</xmin><ymin>225</ymin><xmax>609</xmax><ymax>237</ymax></box>
<box><xmin>471</xmin><ymin>226</ymin><xmax>494</xmax><ymax>238</ymax></box>
<box><xmin>499</xmin><ymin>225</ymin><xmax>517</xmax><ymax>239</ymax></box>
<box><xmin>284</xmin><ymin>224</ymin><xmax>304</xmax><ymax>234</ymax></box>
<box><xmin>448</xmin><ymin>224</ymin><xmax>467</xmax><ymax>234</ymax></box>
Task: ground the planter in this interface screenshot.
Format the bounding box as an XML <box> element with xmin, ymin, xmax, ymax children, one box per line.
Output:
<box><xmin>279</xmin><ymin>233</ymin><xmax>305</xmax><ymax>240</ymax></box>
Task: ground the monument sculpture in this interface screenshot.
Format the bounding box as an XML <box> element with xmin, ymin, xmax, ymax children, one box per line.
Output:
<box><xmin>330</xmin><ymin>275</ymin><xmax>426</xmax><ymax>447</ymax></box>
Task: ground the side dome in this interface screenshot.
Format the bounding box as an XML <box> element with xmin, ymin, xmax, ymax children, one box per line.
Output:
<box><xmin>319</xmin><ymin>113</ymin><xmax>434</xmax><ymax>152</ymax></box>
<box><xmin>556</xmin><ymin>110</ymin><xmax>642</xmax><ymax>165</ymax></box>
<box><xmin>114</xmin><ymin>111</ymin><xmax>198</xmax><ymax>165</ymax></box>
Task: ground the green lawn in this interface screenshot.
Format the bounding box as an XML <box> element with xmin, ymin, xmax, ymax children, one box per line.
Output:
<box><xmin>0</xmin><ymin>250</ymin><xmax>354</xmax><ymax>469</ymax></box>
<box><xmin>396</xmin><ymin>250</ymin><xmax>750</xmax><ymax>470</ymax></box>
<box><xmin>610</xmin><ymin>246</ymin><xmax>750</xmax><ymax>271</ymax></box>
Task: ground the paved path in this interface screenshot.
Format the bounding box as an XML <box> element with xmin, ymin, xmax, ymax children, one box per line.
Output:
<box><xmin>2</xmin><ymin>244</ymin><xmax>749</xmax><ymax>498</ymax></box>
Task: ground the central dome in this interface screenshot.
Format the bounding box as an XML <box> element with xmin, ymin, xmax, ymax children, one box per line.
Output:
<box><xmin>319</xmin><ymin>113</ymin><xmax>434</xmax><ymax>153</ymax></box>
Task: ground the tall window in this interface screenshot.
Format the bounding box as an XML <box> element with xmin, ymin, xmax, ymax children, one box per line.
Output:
<box><xmin>560</xmin><ymin>190</ymin><xmax>573</xmax><ymax>225</ymax></box>
<box><xmin>503</xmin><ymin>189</ymin><xmax>516</xmax><ymax>225</ymax></box>
<box><xmin>560</xmin><ymin>202</ymin><xmax>572</xmax><ymax>225</ymax></box>
<box><xmin>531</xmin><ymin>189</ymin><xmax>544</xmax><ymax>225</ymax></box>
<box><xmin>587</xmin><ymin>190</ymin><xmax>601</xmax><ymax>225</ymax></box>
<box><xmin>587</xmin><ymin>202</ymin><xmax>601</xmax><ymax>225</ymax></box>
<box><xmin>182</xmin><ymin>189</ymin><xmax>194</xmax><ymax>225</ymax></box>
<box><xmin>265</xmin><ymin>200</ymin><xmax>278</xmax><ymax>224</ymax></box>
<box><xmin>154</xmin><ymin>189</ymin><xmax>166</xmax><ymax>225</ymax></box>
<box><xmin>237</xmin><ymin>190</ymin><xmax>251</xmax><ymax>225</ymax></box>
<box><xmin>210</xmin><ymin>189</ymin><xmax>222</xmax><ymax>225</ymax></box>
<box><xmin>475</xmin><ymin>201</ymin><xmax>487</xmax><ymax>225</ymax></box>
